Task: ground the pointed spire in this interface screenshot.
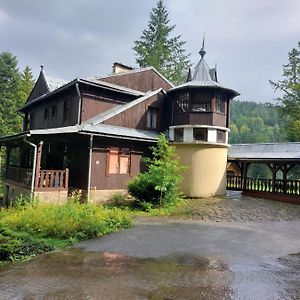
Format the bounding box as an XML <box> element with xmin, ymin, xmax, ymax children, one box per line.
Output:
<box><xmin>186</xmin><ymin>67</ymin><xmax>192</xmax><ymax>82</ymax></box>
<box><xmin>199</xmin><ymin>33</ymin><xmax>206</xmax><ymax>59</ymax></box>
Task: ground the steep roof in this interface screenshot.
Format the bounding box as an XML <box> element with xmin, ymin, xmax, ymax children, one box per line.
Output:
<box><xmin>169</xmin><ymin>41</ymin><xmax>239</xmax><ymax>97</ymax></box>
<box><xmin>228</xmin><ymin>143</ymin><xmax>300</xmax><ymax>161</ymax></box>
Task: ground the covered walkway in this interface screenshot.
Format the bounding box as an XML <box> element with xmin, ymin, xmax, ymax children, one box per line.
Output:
<box><xmin>227</xmin><ymin>143</ymin><xmax>300</xmax><ymax>202</ymax></box>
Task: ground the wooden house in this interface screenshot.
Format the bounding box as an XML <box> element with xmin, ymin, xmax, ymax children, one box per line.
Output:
<box><xmin>0</xmin><ymin>63</ymin><xmax>173</xmax><ymax>203</ymax></box>
<box><xmin>0</xmin><ymin>43</ymin><xmax>239</xmax><ymax>203</ymax></box>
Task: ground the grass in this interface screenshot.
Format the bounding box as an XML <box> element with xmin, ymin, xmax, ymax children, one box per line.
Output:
<box><xmin>0</xmin><ymin>200</ymin><xmax>131</xmax><ymax>265</ymax></box>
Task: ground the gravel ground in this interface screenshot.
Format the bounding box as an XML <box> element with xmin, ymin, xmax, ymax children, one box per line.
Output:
<box><xmin>171</xmin><ymin>191</ymin><xmax>300</xmax><ymax>222</ymax></box>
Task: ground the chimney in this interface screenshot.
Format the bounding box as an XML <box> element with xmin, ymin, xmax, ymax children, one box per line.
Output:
<box><xmin>112</xmin><ymin>62</ymin><xmax>133</xmax><ymax>74</ymax></box>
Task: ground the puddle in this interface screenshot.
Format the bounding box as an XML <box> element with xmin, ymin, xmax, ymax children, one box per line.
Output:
<box><xmin>0</xmin><ymin>249</ymin><xmax>300</xmax><ymax>299</ymax></box>
<box><xmin>0</xmin><ymin>249</ymin><xmax>232</xmax><ymax>300</ymax></box>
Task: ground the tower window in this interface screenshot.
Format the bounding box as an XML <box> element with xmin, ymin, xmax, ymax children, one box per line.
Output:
<box><xmin>192</xmin><ymin>94</ymin><xmax>211</xmax><ymax>112</ymax></box>
<box><xmin>174</xmin><ymin>128</ymin><xmax>184</xmax><ymax>142</ymax></box>
<box><xmin>146</xmin><ymin>107</ymin><xmax>158</xmax><ymax>129</ymax></box>
<box><xmin>217</xmin><ymin>130</ymin><xmax>226</xmax><ymax>143</ymax></box>
<box><xmin>176</xmin><ymin>93</ymin><xmax>189</xmax><ymax>112</ymax></box>
<box><xmin>216</xmin><ymin>96</ymin><xmax>225</xmax><ymax>113</ymax></box>
<box><xmin>193</xmin><ymin>128</ymin><xmax>207</xmax><ymax>141</ymax></box>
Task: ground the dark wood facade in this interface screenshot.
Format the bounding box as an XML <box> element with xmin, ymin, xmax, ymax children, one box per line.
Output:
<box><xmin>100</xmin><ymin>68</ymin><xmax>173</xmax><ymax>93</ymax></box>
<box><xmin>168</xmin><ymin>89</ymin><xmax>229</xmax><ymax>128</ymax></box>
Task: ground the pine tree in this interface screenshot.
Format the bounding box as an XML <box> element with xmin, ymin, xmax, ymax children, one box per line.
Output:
<box><xmin>0</xmin><ymin>51</ymin><xmax>23</xmax><ymax>136</ymax></box>
<box><xmin>19</xmin><ymin>66</ymin><xmax>34</xmax><ymax>103</ymax></box>
<box><xmin>133</xmin><ymin>0</ymin><xmax>190</xmax><ymax>85</ymax></box>
<box><xmin>270</xmin><ymin>42</ymin><xmax>300</xmax><ymax>141</ymax></box>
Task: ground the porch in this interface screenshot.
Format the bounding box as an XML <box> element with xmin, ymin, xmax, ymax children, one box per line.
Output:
<box><xmin>6</xmin><ymin>166</ymin><xmax>69</xmax><ymax>191</ymax></box>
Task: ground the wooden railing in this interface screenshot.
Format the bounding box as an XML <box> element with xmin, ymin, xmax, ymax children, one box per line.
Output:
<box><xmin>227</xmin><ymin>175</ymin><xmax>300</xmax><ymax>196</ymax></box>
<box><xmin>36</xmin><ymin>169</ymin><xmax>69</xmax><ymax>191</ymax></box>
<box><xmin>6</xmin><ymin>166</ymin><xmax>69</xmax><ymax>191</ymax></box>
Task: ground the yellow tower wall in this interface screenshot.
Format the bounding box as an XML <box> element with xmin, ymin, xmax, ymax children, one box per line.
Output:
<box><xmin>175</xmin><ymin>143</ymin><xmax>228</xmax><ymax>197</ymax></box>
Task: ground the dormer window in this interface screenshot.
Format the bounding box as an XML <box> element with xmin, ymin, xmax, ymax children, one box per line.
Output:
<box><xmin>146</xmin><ymin>107</ymin><xmax>158</xmax><ymax>129</ymax></box>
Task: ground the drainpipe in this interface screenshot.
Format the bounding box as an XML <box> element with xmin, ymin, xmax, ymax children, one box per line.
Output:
<box><xmin>87</xmin><ymin>134</ymin><xmax>93</xmax><ymax>202</ymax></box>
<box><xmin>75</xmin><ymin>81</ymin><xmax>82</xmax><ymax>125</ymax></box>
<box><xmin>23</xmin><ymin>136</ymin><xmax>38</xmax><ymax>202</ymax></box>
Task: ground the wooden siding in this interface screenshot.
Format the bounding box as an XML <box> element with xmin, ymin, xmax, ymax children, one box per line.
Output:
<box><xmin>80</xmin><ymin>85</ymin><xmax>137</xmax><ymax>122</ymax></box>
<box><xmin>100</xmin><ymin>69</ymin><xmax>173</xmax><ymax>93</ymax></box>
<box><xmin>102</xmin><ymin>92</ymin><xmax>168</xmax><ymax>131</ymax></box>
<box><xmin>24</xmin><ymin>87</ymin><xmax>80</xmax><ymax>130</ymax></box>
<box><xmin>81</xmin><ymin>97</ymin><xmax>118</xmax><ymax>122</ymax></box>
<box><xmin>90</xmin><ymin>137</ymin><xmax>152</xmax><ymax>190</ymax></box>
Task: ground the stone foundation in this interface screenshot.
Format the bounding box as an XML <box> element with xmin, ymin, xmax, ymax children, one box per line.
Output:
<box><xmin>89</xmin><ymin>189</ymin><xmax>127</xmax><ymax>204</ymax></box>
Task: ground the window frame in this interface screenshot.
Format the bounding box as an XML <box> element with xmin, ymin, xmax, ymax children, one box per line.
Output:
<box><xmin>193</xmin><ymin>128</ymin><xmax>208</xmax><ymax>141</ymax></box>
<box><xmin>63</xmin><ymin>99</ymin><xmax>71</xmax><ymax>122</ymax></box>
<box><xmin>146</xmin><ymin>107</ymin><xmax>159</xmax><ymax>130</ymax></box>
<box><xmin>51</xmin><ymin>104</ymin><xmax>57</xmax><ymax>119</ymax></box>
<box><xmin>107</xmin><ymin>147</ymin><xmax>131</xmax><ymax>175</ymax></box>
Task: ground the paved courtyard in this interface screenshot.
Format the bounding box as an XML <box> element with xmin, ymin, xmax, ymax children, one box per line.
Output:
<box><xmin>0</xmin><ymin>193</ymin><xmax>300</xmax><ymax>299</ymax></box>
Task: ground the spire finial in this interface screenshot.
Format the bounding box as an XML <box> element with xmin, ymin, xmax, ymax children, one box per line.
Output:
<box><xmin>199</xmin><ymin>33</ymin><xmax>206</xmax><ymax>59</ymax></box>
<box><xmin>40</xmin><ymin>64</ymin><xmax>44</xmax><ymax>70</ymax></box>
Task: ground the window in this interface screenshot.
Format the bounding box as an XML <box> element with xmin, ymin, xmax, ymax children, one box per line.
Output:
<box><xmin>44</xmin><ymin>108</ymin><xmax>49</xmax><ymax>120</ymax></box>
<box><xmin>192</xmin><ymin>94</ymin><xmax>211</xmax><ymax>112</ymax></box>
<box><xmin>146</xmin><ymin>107</ymin><xmax>158</xmax><ymax>129</ymax></box>
<box><xmin>9</xmin><ymin>147</ymin><xmax>20</xmax><ymax>167</ymax></box>
<box><xmin>193</xmin><ymin>128</ymin><xmax>207</xmax><ymax>141</ymax></box>
<box><xmin>176</xmin><ymin>93</ymin><xmax>189</xmax><ymax>112</ymax></box>
<box><xmin>216</xmin><ymin>96</ymin><xmax>225</xmax><ymax>113</ymax></box>
<box><xmin>217</xmin><ymin>130</ymin><xmax>226</xmax><ymax>143</ymax></box>
<box><xmin>29</xmin><ymin>112</ymin><xmax>34</xmax><ymax>129</ymax></box>
<box><xmin>108</xmin><ymin>148</ymin><xmax>130</xmax><ymax>174</ymax></box>
<box><xmin>51</xmin><ymin>105</ymin><xmax>57</xmax><ymax>118</ymax></box>
<box><xmin>174</xmin><ymin>128</ymin><xmax>184</xmax><ymax>142</ymax></box>
<box><xmin>63</xmin><ymin>99</ymin><xmax>71</xmax><ymax>122</ymax></box>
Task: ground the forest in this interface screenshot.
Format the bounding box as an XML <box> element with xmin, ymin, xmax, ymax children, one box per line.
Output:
<box><xmin>229</xmin><ymin>100</ymin><xmax>287</xmax><ymax>144</ymax></box>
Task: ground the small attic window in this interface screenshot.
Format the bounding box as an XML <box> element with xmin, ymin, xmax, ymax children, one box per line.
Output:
<box><xmin>44</xmin><ymin>108</ymin><xmax>49</xmax><ymax>120</ymax></box>
<box><xmin>146</xmin><ymin>107</ymin><xmax>158</xmax><ymax>129</ymax></box>
<box><xmin>51</xmin><ymin>105</ymin><xmax>57</xmax><ymax>118</ymax></box>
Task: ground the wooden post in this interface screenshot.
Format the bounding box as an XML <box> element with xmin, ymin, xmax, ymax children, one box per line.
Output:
<box><xmin>34</xmin><ymin>142</ymin><xmax>43</xmax><ymax>189</ymax></box>
<box><xmin>65</xmin><ymin>168</ymin><xmax>69</xmax><ymax>190</ymax></box>
<box><xmin>242</xmin><ymin>162</ymin><xmax>248</xmax><ymax>192</ymax></box>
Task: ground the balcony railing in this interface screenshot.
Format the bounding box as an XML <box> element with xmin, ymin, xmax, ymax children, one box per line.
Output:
<box><xmin>6</xmin><ymin>166</ymin><xmax>69</xmax><ymax>191</ymax></box>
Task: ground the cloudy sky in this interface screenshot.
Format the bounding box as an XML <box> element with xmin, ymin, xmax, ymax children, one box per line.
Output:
<box><xmin>1</xmin><ymin>0</ymin><xmax>299</xmax><ymax>102</ymax></box>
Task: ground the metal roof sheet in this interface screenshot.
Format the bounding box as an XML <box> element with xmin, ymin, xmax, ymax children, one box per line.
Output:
<box><xmin>228</xmin><ymin>143</ymin><xmax>300</xmax><ymax>160</ymax></box>
<box><xmin>44</xmin><ymin>75</ymin><xmax>68</xmax><ymax>92</ymax></box>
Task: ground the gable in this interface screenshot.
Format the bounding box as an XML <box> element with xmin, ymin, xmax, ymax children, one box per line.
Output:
<box><xmin>27</xmin><ymin>70</ymin><xmax>49</xmax><ymax>103</ymax></box>
<box><xmin>99</xmin><ymin>68</ymin><xmax>173</xmax><ymax>93</ymax></box>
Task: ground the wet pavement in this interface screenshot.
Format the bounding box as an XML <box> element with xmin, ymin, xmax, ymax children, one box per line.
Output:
<box><xmin>1</xmin><ymin>194</ymin><xmax>300</xmax><ymax>299</ymax></box>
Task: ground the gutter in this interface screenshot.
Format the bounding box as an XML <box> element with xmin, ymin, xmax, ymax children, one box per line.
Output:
<box><xmin>87</xmin><ymin>134</ymin><xmax>93</xmax><ymax>202</ymax></box>
<box><xmin>23</xmin><ymin>137</ymin><xmax>38</xmax><ymax>202</ymax></box>
<box><xmin>75</xmin><ymin>82</ymin><xmax>82</xmax><ymax>125</ymax></box>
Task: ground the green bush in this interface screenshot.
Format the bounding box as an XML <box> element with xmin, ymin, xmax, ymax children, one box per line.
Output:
<box><xmin>128</xmin><ymin>134</ymin><xmax>185</xmax><ymax>207</ymax></box>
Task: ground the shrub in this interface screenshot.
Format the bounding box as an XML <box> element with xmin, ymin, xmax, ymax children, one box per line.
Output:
<box><xmin>128</xmin><ymin>134</ymin><xmax>185</xmax><ymax>207</ymax></box>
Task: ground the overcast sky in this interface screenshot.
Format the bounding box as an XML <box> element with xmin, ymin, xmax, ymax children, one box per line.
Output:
<box><xmin>1</xmin><ymin>0</ymin><xmax>299</xmax><ymax>102</ymax></box>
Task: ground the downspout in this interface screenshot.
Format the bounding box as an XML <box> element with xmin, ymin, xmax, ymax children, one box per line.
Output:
<box><xmin>87</xmin><ymin>134</ymin><xmax>93</xmax><ymax>202</ymax></box>
<box><xmin>23</xmin><ymin>136</ymin><xmax>38</xmax><ymax>202</ymax></box>
<box><xmin>75</xmin><ymin>81</ymin><xmax>82</xmax><ymax>125</ymax></box>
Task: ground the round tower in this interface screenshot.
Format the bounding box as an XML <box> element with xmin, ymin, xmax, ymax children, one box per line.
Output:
<box><xmin>167</xmin><ymin>40</ymin><xmax>239</xmax><ymax>197</ymax></box>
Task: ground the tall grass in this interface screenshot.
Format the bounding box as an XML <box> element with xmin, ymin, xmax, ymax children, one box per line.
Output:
<box><xmin>0</xmin><ymin>201</ymin><xmax>131</xmax><ymax>263</ymax></box>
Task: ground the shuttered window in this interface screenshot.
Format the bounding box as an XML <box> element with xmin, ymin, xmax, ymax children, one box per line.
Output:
<box><xmin>108</xmin><ymin>148</ymin><xmax>130</xmax><ymax>174</ymax></box>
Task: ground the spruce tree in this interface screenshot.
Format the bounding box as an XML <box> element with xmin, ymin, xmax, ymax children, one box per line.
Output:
<box><xmin>270</xmin><ymin>42</ymin><xmax>300</xmax><ymax>141</ymax></box>
<box><xmin>0</xmin><ymin>51</ymin><xmax>22</xmax><ymax>136</ymax></box>
<box><xmin>20</xmin><ymin>66</ymin><xmax>34</xmax><ymax>103</ymax></box>
<box><xmin>133</xmin><ymin>0</ymin><xmax>190</xmax><ymax>85</ymax></box>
